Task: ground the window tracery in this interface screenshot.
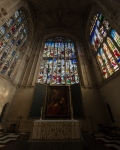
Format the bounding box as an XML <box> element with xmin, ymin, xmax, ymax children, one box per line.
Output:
<box><xmin>0</xmin><ymin>9</ymin><xmax>28</xmax><ymax>78</ymax></box>
<box><xmin>38</xmin><ymin>37</ymin><xmax>79</xmax><ymax>85</ymax></box>
<box><xmin>90</xmin><ymin>13</ymin><xmax>120</xmax><ymax>79</ymax></box>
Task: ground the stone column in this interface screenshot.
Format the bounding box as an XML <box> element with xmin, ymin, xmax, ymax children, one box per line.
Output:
<box><xmin>77</xmin><ymin>40</ymin><xmax>96</xmax><ymax>88</ymax></box>
<box><xmin>21</xmin><ymin>34</ymin><xmax>38</xmax><ymax>86</ymax></box>
<box><xmin>10</xmin><ymin>47</ymin><xmax>25</xmax><ymax>82</ymax></box>
<box><xmin>16</xmin><ymin>35</ymin><xmax>34</xmax><ymax>85</ymax></box>
<box><xmin>32</xmin><ymin>37</ymin><xmax>44</xmax><ymax>86</ymax></box>
<box><xmin>27</xmin><ymin>38</ymin><xmax>43</xmax><ymax>86</ymax></box>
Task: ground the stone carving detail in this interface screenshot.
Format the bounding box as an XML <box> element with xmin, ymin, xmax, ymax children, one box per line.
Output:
<box><xmin>0</xmin><ymin>8</ymin><xmax>7</xmax><ymax>18</ymax></box>
<box><xmin>1</xmin><ymin>8</ymin><xmax>7</xmax><ymax>16</ymax></box>
<box><xmin>40</xmin><ymin>122</ymin><xmax>72</xmax><ymax>139</ymax></box>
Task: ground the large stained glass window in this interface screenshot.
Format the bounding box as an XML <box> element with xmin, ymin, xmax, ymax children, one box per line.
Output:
<box><xmin>90</xmin><ymin>13</ymin><xmax>120</xmax><ymax>79</ymax></box>
<box><xmin>0</xmin><ymin>9</ymin><xmax>29</xmax><ymax>77</ymax></box>
<box><xmin>38</xmin><ymin>37</ymin><xmax>79</xmax><ymax>85</ymax></box>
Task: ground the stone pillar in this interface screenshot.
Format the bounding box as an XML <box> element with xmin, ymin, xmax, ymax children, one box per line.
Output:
<box><xmin>32</xmin><ymin>37</ymin><xmax>44</xmax><ymax>86</ymax></box>
<box><xmin>16</xmin><ymin>35</ymin><xmax>33</xmax><ymax>85</ymax></box>
<box><xmin>10</xmin><ymin>49</ymin><xmax>24</xmax><ymax>82</ymax></box>
<box><xmin>76</xmin><ymin>40</ymin><xmax>96</xmax><ymax>88</ymax></box>
<box><xmin>21</xmin><ymin>34</ymin><xmax>38</xmax><ymax>86</ymax></box>
<box><xmin>27</xmin><ymin>38</ymin><xmax>43</xmax><ymax>86</ymax></box>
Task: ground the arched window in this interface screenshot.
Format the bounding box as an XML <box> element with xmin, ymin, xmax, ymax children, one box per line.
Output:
<box><xmin>90</xmin><ymin>13</ymin><xmax>120</xmax><ymax>79</ymax></box>
<box><xmin>38</xmin><ymin>37</ymin><xmax>79</xmax><ymax>85</ymax></box>
<box><xmin>0</xmin><ymin>9</ymin><xmax>29</xmax><ymax>77</ymax></box>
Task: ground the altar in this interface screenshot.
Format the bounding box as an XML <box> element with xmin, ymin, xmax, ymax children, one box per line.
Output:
<box><xmin>29</xmin><ymin>85</ymin><xmax>83</xmax><ymax>140</ymax></box>
<box><xmin>31</xmin><ymin>120</ymin><xmax>81</xmax><ymax>139</ymax></box>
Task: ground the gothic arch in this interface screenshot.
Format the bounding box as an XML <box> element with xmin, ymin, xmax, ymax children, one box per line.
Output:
<box><xmin>85</xmin><ymin>3</ymin><xmax>120</xmax><ymax>85</ymax></box>
<box><xmin>32</xmin><ymin>32</ymin><xmax>95</xmax><ymax>88</ymax></box>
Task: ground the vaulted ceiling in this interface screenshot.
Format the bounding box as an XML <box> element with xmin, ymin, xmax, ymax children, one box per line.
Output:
<box><xmin>25</xmin><ymin>0</ymin><xmax>96</xmax><ymax>34</ymax></box>
<box><xmin>25</xmin><ymin>0</ymin><xmax>120</xmax><ymax>36</ymax></box>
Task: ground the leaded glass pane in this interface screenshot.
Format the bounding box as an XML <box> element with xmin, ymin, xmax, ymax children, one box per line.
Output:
<box><xmin>0</xmin><ymin>8</ymin><xmax>28</xmax><ymax>77</ymax></box>
<box><xmin>38</xmin><ymin>37</ymin><xmax>79</xmax><ymax>85</ymax></box>
<box><xmin>90</xmin><ymin>13</ymin><xmax>120</xmax><ymax>79</ymax></box>
<box><xmin>111</xmin><ymin>30</ymin><xmax>120</xmax><ymax>47</ymax></box>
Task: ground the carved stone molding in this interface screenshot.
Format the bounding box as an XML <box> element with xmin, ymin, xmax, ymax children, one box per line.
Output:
<box><xmin>40</xmin><ymin>122</ymin><xmax>71</xmax><ymax>139</ymax></box>
<box><xmin>31</xmin><ymin>120</ymin><xmax>81</xmax><ymax>140</ymax></box>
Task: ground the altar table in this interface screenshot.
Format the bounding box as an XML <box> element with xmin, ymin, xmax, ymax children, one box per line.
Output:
<box><xmin>31</xmin><ymin>120</ymin><xmax>81</xmax><ymax>139</ymax></box>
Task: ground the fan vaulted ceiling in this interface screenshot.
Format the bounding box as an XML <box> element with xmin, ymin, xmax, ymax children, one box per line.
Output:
<box><xmin>25</xmin><ymin>0</ymin><xmax>97</xmax><ymax>34</ymax></box>
<box><xmin>24</xmin><ymin>0</ymin><xmax>120</xmax><ymax>35</ymax></box>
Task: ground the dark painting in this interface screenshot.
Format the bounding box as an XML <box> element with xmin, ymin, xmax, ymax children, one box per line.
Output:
<box><xmin>45</xmin><ymin>86</ymin><xmax>70</xmax><ymax>118</ymax></box>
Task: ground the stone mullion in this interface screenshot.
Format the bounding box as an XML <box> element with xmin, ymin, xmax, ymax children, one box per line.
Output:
<box><xmin>0</xmin><ymin>20</ymin><xmax>26</xmax><ymax>68</ymax></box>
<box><xmin>0</xmin><ymin>12</ymin><xmax>24</xmax><ymax>41</ymax></box>
<box><xmin>32</xmin><ymin>38</ymin><xmax>43</xmax><ymax>86</ymax></box>
<box><xmin>0</xmin><ymin>37</ymin><xmax>12</xmax><ymax>59</ymax></box>
<box><xmin>10</xmin><ymin>59</ymin><xmax>21</xmax><ymax>81</ymax></box>
<box><xmin>4</xmin><ymin>46</ymin><xmax>19</xmax><ymax>76</ymax></box>
<box><xmin>5</xmin><ymin>37</ymin><xmax>25</xmax><ymax>75</ymax></box>
<box><xmin>84</xmin><ymin>56</ymin><xmax>94</xmax><ymax>87</ymax></box>
<box><xmin>4</xmin><ymin>31</ymin><xmax>26</xmax><ymax>75</ymax></box>
<box><xmin>0</xmin><ymin>42</ymin><xmax>12</xmax><ymax>68</ymax></box>
<box><xmin>18</xmin><ymin>35</ymin><xmax>36</xmax><ymax>86</ymax></box>
<box><xmin>21</xmin><ymin>36</ymin><xmax>38</xmax><ymax>86</ymax></box>
<box><xmin>75</xmin><ymin>41</ymin><xmax>83</xmax><ymax>87</ymax></box>
<box><xmin>0</xmin><ymin>45</ymin><xmax>17</xmax><ymax>73</ymax></box>
<box><xmin>27</xmin><ymin>54</ymin><xmax>38</xmax><ymax>86</ymax></box>
<box><xmin>0</xmin><ymin>30</ymin><xmax>24</xmax><ymax>73</ymax></box>
<box><xmin>14</xmin><ymin>38</ymin><xmax>32</xmax><ymax>85</ymax></box>
<box><xmin>106</xmin><ymin>31</ymin><xmax>120</xmax><ymax>70</ymax></box>
<box><xmin>84</xmin><ymin>39</ymin><xmax>98</xmax><ymax>88</ymax></box>
<box><xmin>21</xmin><ymin>54</ymin><xmax>34</xmax><ymax>86</ymax></box>
<box><xmin>75</xmin><ymin>51</ymin><xmax>84</xmax><ymax>87</ymax></box>
<box><xmin>88</xmin><ymin>42</ymin><xmax>103</xmax><ymax>85</ymax></box>
<box><xmin>10</xmin><ymin>51</ymin><xmax>24</xmax><ymax>81</ymax></box>
<box><xmin>17</xmin><ymin>59</ymin><xmax>28</xmax><ymax>85</ymax></box>
<box><xmin>77</xmin><ymin>43</ymin><xmax>90</xmax><ymax>88</ymax></box>
<box><xmin>27</xmin><ymin>41</ymin><xmax>41</xmax><ymax>85</ymax></box>
<box><xmin>18</xmin><ymin>35</ymin><xmax>27</xmax><ymax>48</ymax></box>
<box><xmin>92</xmin><ymin>55</ymin><xmax>103</xmax><ymax>85</ymax></box>
<box><xmin>27</xmin><ymin>41</ymin><xmax>38</xmax><ymax>85</ymax></box>
<box><xmin>78</xmin><ymin>52</ymin><xmax>86</xmax><ymax>88</ymax></box>
<box><xmin>0</xmin><ymin>17</ymin><xmax>26</xmax><ymax>57</ymax></box>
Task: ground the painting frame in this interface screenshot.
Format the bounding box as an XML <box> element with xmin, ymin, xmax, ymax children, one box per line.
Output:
<box><xmin>44</xmin><ymin>86</ymin><xmax>70</xmax><ymax>119</ymax></box>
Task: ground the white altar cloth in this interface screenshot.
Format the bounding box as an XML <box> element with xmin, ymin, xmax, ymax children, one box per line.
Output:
<box><xmin>31</xmin><ymin>120</ymin><xmax>81</xmax><ymax>139</ymax></box>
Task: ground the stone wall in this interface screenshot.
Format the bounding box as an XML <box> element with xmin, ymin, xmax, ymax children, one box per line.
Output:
<box><xmin>5</xmin><ymin>87</ymin><xmax>34</xmax><ymax>132</ymax></box>
<box><xmin>100</xmin><ymin>76</ymin><xmax>120</xmax><ymax>127</ymax></box>
<box><xmin>0</xmin><ymin>77</ymin><xmax>16</xmax><ymax>123</ymax></box>
<box><xmin>81</xmin><ymin>87</ymin><xmax>107</xmax><ymax>132</ymax></box>
<box><xmin>5</xmin><ymin>86</ymin><xmax>107</xmax><ymax>132</ymax></box>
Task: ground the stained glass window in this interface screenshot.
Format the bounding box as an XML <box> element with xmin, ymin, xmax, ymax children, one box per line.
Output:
<box><xmin>111</xmin><ymin>30</ymin><xmax>120</xmax><ymax>47</ymax></box>
<box><xmin>0</xmin><ymin>8</ymin><xmax>29</xmax><ymax>77</ymax></box>
<box><xmin>90</xmin><ymin>13</ymin><xmax>120</xmax><ymax>79</ymax></box>
<box><xmin>38</xmin><ymin>37</ymin><xmax>79</xmax><ymax>85</ymax></box>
